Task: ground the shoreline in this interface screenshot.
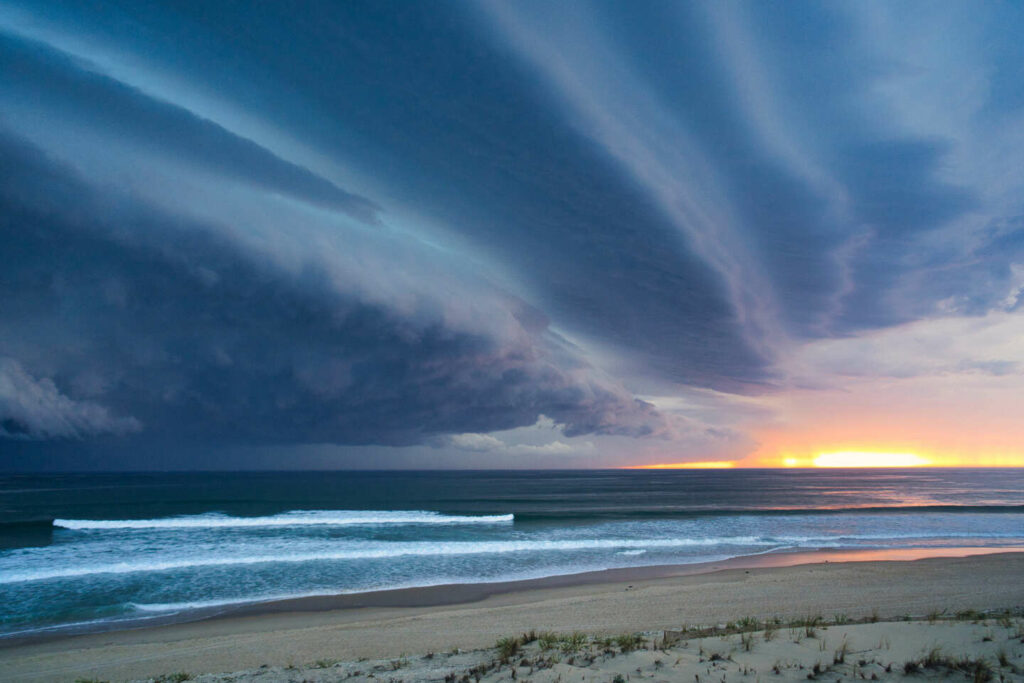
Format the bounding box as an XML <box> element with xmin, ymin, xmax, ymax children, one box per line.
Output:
<box><xmin>2</xmin><ymin>549</ymin><xmax>1024</xmax><ymax>681</ymax></box>
<box><xmin>3</xmin><ymin>545</ymin><xmax>1022</xmax><ymax>648</ymax></box>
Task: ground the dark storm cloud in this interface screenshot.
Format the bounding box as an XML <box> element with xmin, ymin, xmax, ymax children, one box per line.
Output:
<box><xmin>1</xmin><ymin>0</ymin><xmax>1022</xmax><ymax>457</ymax></box>
<box><xmin>714</xmin><ymin>0</ymin><xmax>1019</xmax><ymax>330</ymax></box>
<box><xmin>481</xmin><ymin>1</ymin><xmax>993</xmax><ymax>339</ymax></box>
<box><xmin>0</xmin><ymin>357</ymin><xmax>141</xmax><ymax>439</ymax></box>
<box><xmin>0</xmin><ymin>130</ymin><xmax>664</xmax><ymax>445</ymax></box>
<box><xmin>0</xmin><ymin>0</ymin><xmax>767</xmax><ymax>389</ymax></box>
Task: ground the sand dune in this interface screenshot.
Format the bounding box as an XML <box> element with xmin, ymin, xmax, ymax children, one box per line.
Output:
<box><xmin>181</xmin><ymin>616</ymin><xmax>1024</xmax><ymax>682</ymax></box>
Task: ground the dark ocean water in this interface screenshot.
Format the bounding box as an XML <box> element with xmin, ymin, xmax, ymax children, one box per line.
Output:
<box><xmin>1</xmin><ymin>469</ymin><xmax>1023</xmax><ymax>638</ymax></box>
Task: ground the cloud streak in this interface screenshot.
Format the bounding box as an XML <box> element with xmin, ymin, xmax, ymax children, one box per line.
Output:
<box><xmin>1</xmin><ymin>1</ymin><xmax>1023</xmax><ymax>466</ymax></box>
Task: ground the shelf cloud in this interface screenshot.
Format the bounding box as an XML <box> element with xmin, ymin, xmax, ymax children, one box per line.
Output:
<box><xmin>2</xmin><ymin>1</ymin><xmax>1023</xmax><ymax>466</ymax></box>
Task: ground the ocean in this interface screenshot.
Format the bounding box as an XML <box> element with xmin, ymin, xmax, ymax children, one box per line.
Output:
<box><xmin>1</xmin><ymin>469</ymin><xmax>1023</xmax><ymax>639</ymax></box>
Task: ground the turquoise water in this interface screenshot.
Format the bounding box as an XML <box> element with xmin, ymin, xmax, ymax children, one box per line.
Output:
<box><xmin>2</xmin><ymin>469</ymin><xmax>1023</xmax><ymax>638</ymax></box>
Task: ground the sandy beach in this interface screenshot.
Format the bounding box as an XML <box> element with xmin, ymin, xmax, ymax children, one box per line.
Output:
<box><xmin>2</xmin><ymin>550</ymin><xmax>1023</xmax><ymax>682</ymax></box>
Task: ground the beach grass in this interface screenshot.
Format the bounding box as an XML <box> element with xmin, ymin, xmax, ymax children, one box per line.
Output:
<box><xmin>72</xmin><ymin>608</ymin><xmax>1024</xmax><ymax>682</ymax></box>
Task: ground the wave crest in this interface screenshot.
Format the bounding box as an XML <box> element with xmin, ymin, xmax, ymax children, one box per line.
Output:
<box><xmin>54</xmin><ymin>510</ymin><xmax>514</xmax><ymax>530</ymax></box>
<box><xmin>1</xmin><ymin>536</ymin><xmax>772</xmax><ymax>583</ymax></box>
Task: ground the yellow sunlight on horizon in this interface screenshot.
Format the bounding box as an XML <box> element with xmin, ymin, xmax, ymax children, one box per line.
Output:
<box><xmin>628</xmin><ymin>449</ymin><xmax>1024</xmax><ymax>469</ymax></box>
<box><xmin>763</xmin><ymin>448</ymin><xmax>1024</xmax><ymax>468</ymax></box>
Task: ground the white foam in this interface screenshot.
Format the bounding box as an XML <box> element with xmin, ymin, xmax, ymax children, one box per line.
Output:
<box><xmin>128</xmin><ymin>590</ymin><xmax>375</xmax><ymax>613</ymax></box>
<box><xmin>54</xmin><ymin>510</ymin><xmax>514</xmax><ymax>530</ymax></box>
<box><xmin>119</xmin><ymin>548</ymin><xmax>794</xmax><ymax>616</ymax></box>
<box><xmin>1</xmin><ymin>536</ymin><xmax>773</xmax><ymax>583</ymax></box>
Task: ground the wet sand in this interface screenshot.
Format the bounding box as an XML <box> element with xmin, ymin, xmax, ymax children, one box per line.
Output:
<box><xmin>2</xmin><ymin>549</ymin><xmax>1022</xmax><ymax>682</ymax></box>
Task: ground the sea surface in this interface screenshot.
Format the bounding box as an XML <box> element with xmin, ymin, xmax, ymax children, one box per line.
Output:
<box><xmin>2</xmin><ymin>469</ymin><xmax>1023</xmax><ymax>639</ymax></box>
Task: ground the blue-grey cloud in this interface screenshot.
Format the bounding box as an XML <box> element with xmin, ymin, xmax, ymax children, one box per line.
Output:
<box><xmin>0</xmin><ymin>129</ymin><xmax>664</xmax><ymax>446</ymax></box>
<box><xmin>0</xmin><ymin>357</ymin><xmax>141</xmax><ymax>439</ymax></box>
<box><xmin>1</xmin><ymin>0</ymin><xmax>1022</xmax><ymax>461</ymax></box>
<box><xmin>0</xmin><ymin>31</ymin><xmax>381</xmax><ymax>224</ymax></box>
<box><xmin>0</xmin><ymin>1</ymin><xmax>767</xmax><ymax>389</ymax></box>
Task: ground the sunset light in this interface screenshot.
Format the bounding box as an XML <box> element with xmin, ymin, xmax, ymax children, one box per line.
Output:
<box><xmin>812</xmin><ymin>451</ymin><xmax>930</xmax><ymax>468</ymax></box>
<box><xmin>625</xmin><ymin>461</ymin><xmax>737</xmax><ymax>470</ymax></box>
<box><xmin>4</xmin><ymin>3</ymin><xmax>1024</xmax><ymax>679</ymax></box>
<box><xmin>631</xmin><ymin>452</ymin><xmax>965</xmax><ymax>469</ymax></box>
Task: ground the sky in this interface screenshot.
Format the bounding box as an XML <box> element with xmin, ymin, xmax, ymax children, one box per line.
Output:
<box><xmin>2</xmin><ymin>1</ymin><xmax>1024</xmax><ymax>470</ymax></box>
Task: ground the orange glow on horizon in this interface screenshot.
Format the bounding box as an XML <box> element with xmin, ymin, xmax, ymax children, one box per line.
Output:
<box><xmin>624</xmin><ymin>460</ymin><xmax>737</xmax><ymax>470</ymax></box>
<box><xmin>739</xmin><ymin>375</ymin><xmax>1024</xmax><ymax>469</ymax></box>
<box><xmin>812</xmin><ymin>451</ymin><xmax>930</xmax><ymax>468</ymax></box>
<box><xmin>625</xmin><ymin>449</ymin><xmax>1024</xmax><ymax>469</ymax></box>
<box><xmin>752</xmin><ymin>446</ymin><xmax>1024</xmax><ymax>468</ymax></box>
